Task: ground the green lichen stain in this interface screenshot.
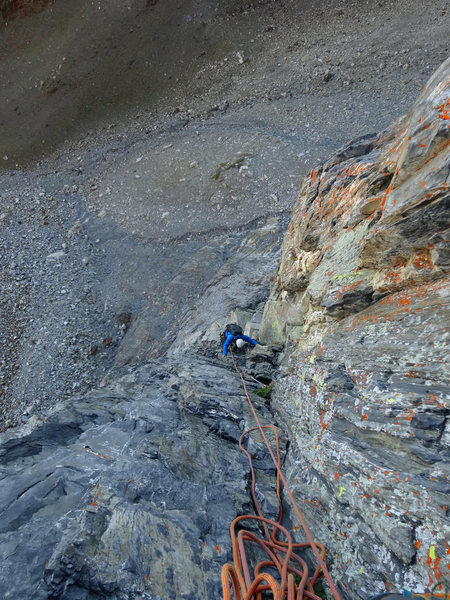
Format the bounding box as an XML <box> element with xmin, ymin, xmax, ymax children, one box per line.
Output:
<box><xmin>332</xmin><ymin>270</ymin><xmax>363</xmax><ymax>281</ymax></box>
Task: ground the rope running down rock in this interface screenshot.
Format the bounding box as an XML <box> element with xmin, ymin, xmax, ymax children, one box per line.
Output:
<box><xmin>221</xmin><ymin>349</ymin><xmax>342</xmax><ymax>600</ymax></box>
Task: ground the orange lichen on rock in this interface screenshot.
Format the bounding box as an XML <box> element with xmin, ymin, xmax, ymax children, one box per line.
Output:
<box><xmin>259</xmin><ymin>58</ymin><xmax>450</xmax><ymax>597</ymax></box>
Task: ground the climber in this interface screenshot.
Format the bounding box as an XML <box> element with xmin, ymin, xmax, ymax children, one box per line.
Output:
<box><xmin>221</xmin><ymin>323</ymin><xmax>258</xmax><ymax>357</ymax></box>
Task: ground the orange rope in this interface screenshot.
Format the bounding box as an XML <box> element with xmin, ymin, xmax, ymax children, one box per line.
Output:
<box><xmin>220</xmin><ymin>349</ymin><xmax>342</xmax><ymax>600</ymax></box>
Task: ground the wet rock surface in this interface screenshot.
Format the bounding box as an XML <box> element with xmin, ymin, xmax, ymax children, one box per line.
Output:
<box><xmin>260</xmin><ymin>58</ymin><xmax>449</xmax><ymax>597</ymax></box>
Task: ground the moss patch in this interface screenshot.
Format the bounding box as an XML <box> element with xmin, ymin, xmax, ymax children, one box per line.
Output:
<box><xmin>253</xmin><ymin>382</ymin><xmax>273</xmax><ymax>400</ymax></box>
<box><xmin>211</xmin><ymin>154</ymin><xmax>252</xmax><ymax>181</ymax></box>
<box><xmin>313</xmin><ymin>580</ymin><xmax>327</xmax><ymax>600</ymax></box>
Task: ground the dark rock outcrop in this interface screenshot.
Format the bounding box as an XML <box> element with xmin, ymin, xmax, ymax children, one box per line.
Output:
<box><xmin>0</xmin><ymin>188</ymin><xmax>289</xmax><ymax>598</ymax></box>
<box><xmin>0</xmin><ymin>353</ymin><xmax>286</xmax><ymax>599</ymax></box>
<box><xmin>260</xmin><ymin>58</ymin><xmax>449</xmax><ymax>597</ymax></box>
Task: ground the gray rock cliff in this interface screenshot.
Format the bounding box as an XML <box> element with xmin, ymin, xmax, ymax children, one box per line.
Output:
<box><xmin>0</xmin><ymin>218</ymin><xmax>287</xmax><ymax>599</ymax></box>
<box><xmin>260</xmin><ymin>57</ymin><xmax>450</xmax><ymax>598</ymax></box>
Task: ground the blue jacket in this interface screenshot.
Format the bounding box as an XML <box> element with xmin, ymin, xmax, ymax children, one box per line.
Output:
<box><xmin>222</xmin><ymin>331</ymin><xmax>258</xmax><ymax>355</ymax></box>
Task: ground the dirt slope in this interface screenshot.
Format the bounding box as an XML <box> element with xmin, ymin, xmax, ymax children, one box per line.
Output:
<box><xmin>0</xmin><ymin>0</ymin><xmax>449</xmax><ymax>166</ymax></box>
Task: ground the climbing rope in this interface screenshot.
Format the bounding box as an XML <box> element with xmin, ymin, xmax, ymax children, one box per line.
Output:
<box><xmin>221</xmin><ymin>349</ymin><xmax>342</xmax><ymax>600</ymax></box>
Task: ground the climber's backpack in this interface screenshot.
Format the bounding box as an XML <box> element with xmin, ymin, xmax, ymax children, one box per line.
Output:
<box><xmin>224</xmin><ymin>323</ymin><xmax>243</xmax><ymax>337</ymax></box>
<box><xmin>220</xmin><ymin>323</ymin><xmax>243</xmax><ymax>345</ymax></box>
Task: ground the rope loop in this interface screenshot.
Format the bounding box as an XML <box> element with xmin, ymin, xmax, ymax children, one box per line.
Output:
<box><xmin>220</xmin><ymin>349</ymin><xmax>342</xmax><ymax>600</ymax></box>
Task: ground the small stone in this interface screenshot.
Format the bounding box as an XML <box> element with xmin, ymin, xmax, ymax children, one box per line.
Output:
<box><xmin>97</xmin><ymin>209</ymin><xmax>107</xmax><ymax>218</ymax></box>
<box><xmin>46</xmin><ymin>251</ymin><xmax>65</xmax><ymax>261</ymax></box>
<box><xmin>67</xmin><ymin>221</ymin><xmax>81</xmax><ymax>236</ymax></box>
<box><xmin>116</xmin><ymin>311</ymin><xmax>132</xmax><ymax>327</ymax></box>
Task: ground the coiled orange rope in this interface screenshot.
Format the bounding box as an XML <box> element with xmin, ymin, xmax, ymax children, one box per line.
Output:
<box><xmin>221</xmin><ymin>350</ymin><xmax>341</xmax><ymax>600</ymax></box>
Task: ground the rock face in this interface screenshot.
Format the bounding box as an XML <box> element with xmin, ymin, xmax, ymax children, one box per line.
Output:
<box><xmin>260</xmin><ymin>58</ymin><xmax>449</xmax><ymax>597</ymax></box>
<box><xmin>0</xmin><ymin>213</ymin><xmax>287</xmax><ymax>599</ymax></box>
<box><xmin>0</xmin><ymin>351</ymin><xmax>285</xmax><ymax>600</ymax></box>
